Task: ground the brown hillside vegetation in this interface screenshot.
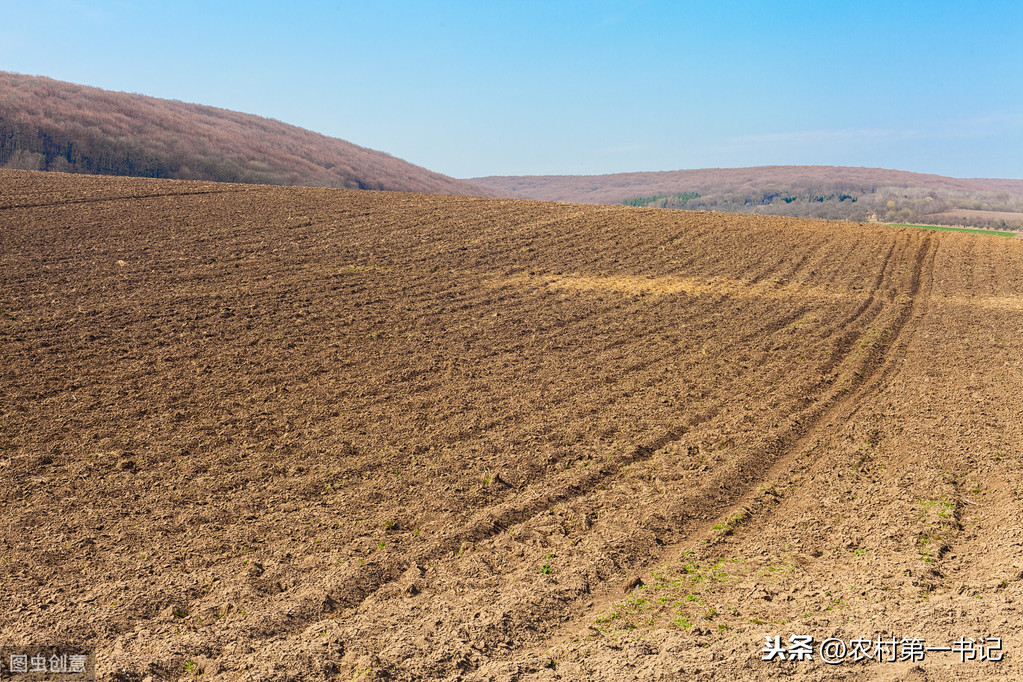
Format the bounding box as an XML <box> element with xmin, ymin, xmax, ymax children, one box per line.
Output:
<box><xmin>0</xmin><ymin>72</ymin><xmax>489</xmax><ymax>195</ymax></box>
<box><xmin>472</xmin><ymin>166</ymin><xmax>1023</xmax><ymax>204</ymax></box>
<box><xmin>3</xmin><ymin>169</ymin><xmax>1023</xmax><ymax>680</ymax></box>
<box><xmin>474</xmin><ymin>166</ymin><xmax>1023</xmax><ymax>230</ymax></box>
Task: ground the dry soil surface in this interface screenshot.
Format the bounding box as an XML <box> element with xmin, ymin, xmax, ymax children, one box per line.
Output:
<box><xmin>2</xmin><ymin>170</ymin><xmax>1023</xmax><ymax>680</ymax></box>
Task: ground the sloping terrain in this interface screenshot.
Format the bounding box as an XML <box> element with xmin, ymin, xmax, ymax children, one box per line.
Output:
<box><xmin>471</xmin><ymin>166</ymin><xmax>1023</xmax><ymax>204</ymax></box>
<box><xmin>2</xmin><ymin>169</ymin><xmax>1022</xmax><ymax>680</ymax></box>
<box><xmin>0</xmin><ymin>72</ymin><xmax>489</xmax><ymax>196</ymax></box>
<box><xmin>473</xmin><ymin>166</ymin><xmax>1023</xmax><ymax>230</ymax></box>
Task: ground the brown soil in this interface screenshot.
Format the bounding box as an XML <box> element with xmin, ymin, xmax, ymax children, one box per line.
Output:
<box><xmin>935</xmin><ymin>208</ymin><xmax>1023</xmax><ymax>227</ymax></box>
<box><xmin>2</xmin><ymin>169</ymin><xmax>1023</xmax><ymax>681</ymax></box>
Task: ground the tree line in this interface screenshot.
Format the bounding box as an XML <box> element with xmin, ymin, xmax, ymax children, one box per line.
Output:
<box><xmin>622</xmin><ymin>185</ymin><xmax>1023</xmax><ymax>230</ymax></box>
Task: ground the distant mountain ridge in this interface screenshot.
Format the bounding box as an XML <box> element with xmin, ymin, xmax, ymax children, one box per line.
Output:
<box><xmin>472</xmin><ymin>166</ymin><xmax>1023</xmax><ymax>203</ymax></box>
<box><xmin>0</xmin><ymin>71</ymin><xmax>490</xmax><ymax>196</ymax></box>
<box><xmin>473</xmin><ymin>166</ymin><xmax>1023</xmax><ymax>229</ymax></box>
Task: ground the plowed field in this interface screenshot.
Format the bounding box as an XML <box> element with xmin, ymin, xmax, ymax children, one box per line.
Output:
<box><xmin>2</xmin><ymin>170</ymin><xmax>1023</xmax><ymax>681</ymax></box>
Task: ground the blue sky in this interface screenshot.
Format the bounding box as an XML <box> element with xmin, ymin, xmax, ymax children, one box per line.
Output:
<box><xmin>2</xmin><ymin>0</ymin><xmax>1022</xmax><ymax>178</ymax></box>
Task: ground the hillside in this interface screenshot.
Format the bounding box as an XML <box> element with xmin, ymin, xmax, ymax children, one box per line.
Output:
<box><xmin>474</xmin><ymin>165</ymin><xmax>1023</xmax><ymax>230</ymax></box>
<box><xmin>0</xmin><ymin>71</ymin><xmax>489</xmax><ymax>195</ymax></box>
<box><xmin>3</xmin><ymin>169</ymin><xmax>1023</xmax><ymax>679</ymax></box>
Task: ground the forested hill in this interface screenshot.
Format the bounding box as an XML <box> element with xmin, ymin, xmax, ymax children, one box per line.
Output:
<box><xmin>474</xmin><ymin>166</ymin><xmax>1023</xmax><ymax>230</ymax></box>
<box><xmin>0</xmin><ymin>72</ymin><xmax>490</xmax><ymax>195</ymax></box>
